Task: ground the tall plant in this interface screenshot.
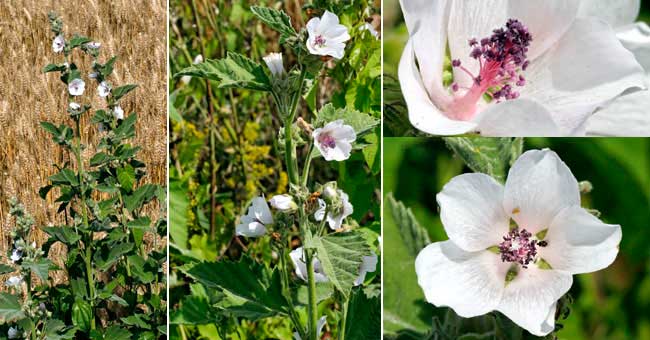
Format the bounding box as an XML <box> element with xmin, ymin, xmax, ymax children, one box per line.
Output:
<box><xmin>0</xmin><ymin>12</ymin><xmax>166</xmax><ymax>339</ymax></box>
<box><xmin>172</xmin><ymin>4</ymin><xmax>380</xmax><ymax>340</ymax></box>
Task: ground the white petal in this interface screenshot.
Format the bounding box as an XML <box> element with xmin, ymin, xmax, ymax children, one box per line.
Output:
<box><xmin>586</xmin><ymin>89</ymin><xmax>650</xmax><ymax>136</ymax></box>
<box><xmin>398</xmin><ymin>38</ymin><xmax>476</xmax><ymax>135</ymax></box>
<box><xmin>399</xmin><ymin>0</ymin><xmax>451</xmax><ymax>102</ymax></box>
<box><xmin>318</xmin><ymin>11</ymin><xmax>340</xmax><ymax>32</ymax></box>
<box><xmin>448</xmin><ymin>0</ymin><xmax>580</xmax><ymax>87</ymax></box>
<box><xmin>250</xmin><ymin>196</ymin><xmax>273</xmax><ymax>225</ymax></box>
<box><xmin>235</xmin><ymin>221</ymin><xmax>266</xmax><ymax>237</ymax></box>
<box><xmin>314</xmin><ymin>199</ymin><xmax>326</xmax><ymax>221</ymax></box>
<box><xmin>354</xmin><ymin>254</ymin><xmax>378</xmax><ymax>286</ymax></box>
<box><xmin>306</xmin><ymin>17</ymin><xmax>320</xmax><ymax>33</ymax></box>
<box><xmin>617</xmin><ymin>22</ymin><xmax>650</xmax><ymax>72</ymax></box>
<box><xmin>269</xmin><ymin>194</ymin><xmax>295</xmax><ymax>211</ymax></box>
<box><xmin>496</xmin><ymin>267</ymin><xmax>572</xmax><ymax>336</ymax></box>
<box><xmin>578</xmin><ymin>0</ymin><xmax>640</xmax><ymax>28</ymax></box>
<box><xmin>290</xmin><ymin>248</ymin><xmax>309</xmax><ymax>281</ymax></box>
<box><xmin>504</xmin><ymin>149</ymin><xmax>580</xmax><ymax>233</ymax></box>
<box><xmin>521</xmin><ymin>18</ymin><xmax>646</xmax><ymax>135</ymax></box>
<box><xmin>316</xmin><ymin>316</ymin><xmax>327</xmax><ymax>336</ymax></box>
<box><xmin>415</xmin><ymin>241</ymin><xmax>507</xmax><ymax>318</ymax></box>
<box><xmin>475</xmin><ymin>99</ymin><xmax>563</xmax><ymax>137</ymax></box>
<box><xmin>330</xmin><ymin>124</ymin><xmax>356</xmax><ymax>142</ymax></box>
<box><xmin>542</xmin><ymin>206</ymin><xmax>621</xmax><ymax>274</ymax></box>
<box><xmin>437</xmin><ymin>173</ymin><xmax>509</xmax><ymax>251</ymax></box>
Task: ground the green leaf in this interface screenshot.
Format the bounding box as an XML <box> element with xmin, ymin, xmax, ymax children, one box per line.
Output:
<box><xmin>127</xmin><ymin>217</ymin><xmax>151</xmax><ymax>248</ymax></box>
<box><xmin>385</xmin><ymin>193</ymin><xmax>430</xmax><ymax>257</ymax></box>
<box><xmin>91</xmin><ymin>325</ymin><xmax>132</xmax><ymax>340</ymax></box>
<box><xmin>90</xmin><ymin>152</ymin><xmax>111</xmax><ymax>167</ymax></box>
<box><xmin>128</xmin><ymin>255</ymin><xmax>155</xmax><ymax>283</ymax></box>
<box><xmin>123</xmin><ymin>184</ymin><xmax>158</xmax><ymax>212</ymax></box>
<box><xmin>117</xmin><ymin>164</ymin><xmax>136</xmax><ymax>192</ymax></box>
<box><xmin>112</xmin><ymin>84</ymin><xmax>138</xmax><ymax>101</ymax></box>
<box><xmin>72</xmin><ymin>298</ymin><xmax>92</xmax><ymax>332</ymax></box>
<box><xmin>313</xmin><ymin>232</ymin><xmax>371</xmax><ymax>297</ymax></box>
<box><xmin>43</xmin><ymin>63</ymin><xmax>67</xmax><ymax>73</ymax></box>
<box><xmin>100</xmin><ymin>56</ymin><xmax>118</xmax><ymax>78</ymax></box>
<box><xmin>49</xmin><ymin>168</ymin><xmax>79</xmax><ymax>186</ymax></box>
<box><xmin>169</xmin><ymin>180</ymin><xmax>189</xmax><ymax>249</ymax></box>
<box><xmin>21</xmin><ymin>258</ymin><xmax>52</xmax><ymax>281</ymax></box>
<box><xmin>97</xmin><ymin>243</ymin><xmax>134</xmax><ymax>271</ymax></box>
<box><xmin>184</xmin><ymin>256</ymin><xmax>289</xmax><ymax>319</ymax></box>
<box><xmin>42</xmin><ymin>319</ymin><xmax>76</xmax><ymax>340</ymax></box>
<box><xmin>250</xmin><ymin>6</ymin><xmax>297</xmax><ymax>42</ymax></box>
<box><xmin>0</xmin><ymin>264</ymin><xmax>15</xmax><ymax>275</ymax></box>
<box><xmin>345</xmin><ymin>288</ymin><xmax>381</xmax><ymax>339</ymax></box>
<box><xmin>120</xmin><ymin>314</ymin><xmax>151</xmax><ymax>329</ymax></box>
<box><xmin>113</xmin><ymin>113</ymin><xmax>137</xmax><ymax>140</ymax></box>
<box><xmin>0</xmin><ymin>293</ymin><xmax>26</xmax><ymax>323</ymax></box>
<box><xmin>175</xmin><ymin>52</ymin><xmax>271</xmax><ymax>91</ymax></box>
<box><xmin>68</xmin><ymin>35</ymin><xmax>92</xmax><ymax>49</ymax></box>
<box><xmin>171</xmin><ymin>295</ymin><xmax>221</xmax><ymax>325</ymax></box>
<box><xmin>443</xmin><ymin>137</ymin><xmax>522</xmax><ymax>183</ymax></box>
<box><xmin>316</xmin><ymin>103</ymin><xmax>379</xmax><ymax>137</ymax></box>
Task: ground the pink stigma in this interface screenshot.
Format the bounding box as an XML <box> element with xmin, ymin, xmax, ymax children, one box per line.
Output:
<box><xmin>498</xmin><ymin>228</ymin><xmax>537</xmax><ymax>268</ymax></box>
<box><xmin>447</xmin><ymin>19</ymin><xmax>532</xmax><ymax>121</ymax></box>
<box><xmin>314</xmin><ymin>35</ymin><xmax>326</xmax><ymax>48</ymax></box>
<box><xmin>318</xmin><ymin>134</ymin><xmax>337</xmax><ymax>149</ymax></box>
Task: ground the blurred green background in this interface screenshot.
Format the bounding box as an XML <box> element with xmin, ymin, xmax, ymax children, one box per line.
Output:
<box><xmin>383</xmin><ymin>137</ymin><xmax>650</xmax><ymax>339</ymax></box>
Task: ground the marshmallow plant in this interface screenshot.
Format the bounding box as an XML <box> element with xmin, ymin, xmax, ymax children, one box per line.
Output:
<box><xmin>7</xmin><ymin>13</ymin><xmax>167</xmax><ymax>339</ymax></box>
<box><xmin>175</xmin><ymin>5</ymin><xmax>379</xmax><ymax>340</ymax></box>
<box><xmin>398</xmin><ymin>0</ymin><xmax>648</xmax><ymax>136</ymax></box>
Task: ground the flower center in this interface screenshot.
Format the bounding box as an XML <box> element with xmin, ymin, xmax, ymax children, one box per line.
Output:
<box><xmin>314</xmin><ymin>35</ymin><xmax>326</xmax><ymax>48</ymax></box>
<box><xmin>447</xmin><ymin>19</ymin><xmax>532</xmax><ymax>121</ymax></box>
<box><xmin>498</xmin><ymin>227</ymin><xmax>537</xmax><ymax>268</ymax></box>
<box><xmin>318</xmin><ymin>134</ymin><xmax>337</xmax><ymax>149</ymax></box>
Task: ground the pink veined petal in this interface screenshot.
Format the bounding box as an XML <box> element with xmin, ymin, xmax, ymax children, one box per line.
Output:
<box><xmin>503</xmin><ymin>149</ymin><xmax>580</xmax><ymax>233</ymax></box>
<box><xmin>398</xmin><ymin>38</ymin><xmax>476</xmax><ymax>135</ymax></box>
<box><xmin>448</xmin><ymin>0</ymin><xmax>581</xmax><ymax>87</ymax></box>
<box><xmin>542</xmin><ymin>205</ymin><xmax>622</xmax><ymax>275</ymax></box>
<box><xmin>399</xmin><ymin>0</ymin><xmax>451</xmax><ymax>101</ymax></box>
<box><xmin>521</xmin><ymin>18</ymin><xmax>646</xmax><ymax>135</ymax></box>
<box><xmin>586</xmin><ymin>88</ymin><xmax>650</xmax><ymax>136</ymax></box>
<box><xmin>496</xmin><ymin>267</ymin><xmax>572</xmax><ymax>336</ymax></box>
<box><xmin>436</xmin><ymin>173</ymin><xmax>509</xmax><ymax>252</ymax></box>
<box><xmin>415</xmin><ymin>241</ymin><xmax>507</xmax><ymax>318</ymax></box>
<box><xmin>578</xmin><ymin>0</ymin><xmax>640</xmax><ymax>28</ymax></box>
<box><xmin>474</xmin><ymin>99</ymin><xmax>563</xmax><ymax>137</ymax></box>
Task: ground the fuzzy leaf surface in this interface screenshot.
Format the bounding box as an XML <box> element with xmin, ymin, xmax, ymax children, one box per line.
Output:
<box><xmin>313</xmin><ymin>231</ymin><xmax>370</xmax><ymax>297</ymax></box>
<box><xmin>175</xmin><ymin>52</ymin><xmax>271</xmax><ymax>91</ymax></box>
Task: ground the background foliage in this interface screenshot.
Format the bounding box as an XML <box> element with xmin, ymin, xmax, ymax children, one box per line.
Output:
<box><xmin>383</xmin><ymin>137</ymin><xmax>650</xmax><ymax>339</ymax></box>
<box><xmin>168</xmin><ymin>0</ymin><xmax>381</xmax><ymax>338</ymax></box>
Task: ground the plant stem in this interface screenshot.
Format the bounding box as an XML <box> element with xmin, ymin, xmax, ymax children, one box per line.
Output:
<box><xmin>284</xmin><ymin>67</ymin><xmax>308</xmax><ymax>185</ymax></box>
<box><xmin>339</xmin><ymin>297</ymin><xmax>349</xmax><ymax>340</ymax></box>
<box><xmin>301</xmin><ymin>142</ymin><xmax>314</xmax><ymax>187</ymax></box>
<box><xmin>279</xmin><ymin>247</ymin><xmax>306</xmax><ymax>339</ymax></box>
<box><xmin>305</xmin><ymin>248</ymin><xmax>319</xmax><ymax>340</ymax></box>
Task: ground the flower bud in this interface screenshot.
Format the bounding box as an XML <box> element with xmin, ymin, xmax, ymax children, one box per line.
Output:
<box><xmin>263</xmin><ymin>52</ymin><xmax>285</xmax><ymax>77</ymax></box>
<box><xmin>269</xmin><ymin>194</ymin><xmax>298</xmax><ymax>212</ymax></box>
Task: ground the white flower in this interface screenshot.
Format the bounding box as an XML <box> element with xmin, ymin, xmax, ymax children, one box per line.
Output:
<box><xmin>314</xmin><ymin>189</ymin><xmax>353</xmax><ymax>230</ymax></box>
<box><xmin>263</xmin><ymin>52</ymin><xmax>285</xmax><ymax>77</ymax></box>
<box><xmin>69</xmin><ymin>102</ymin><xmax>80</xmax><ymax>110</ymax></box>
<box><xmin>293</xmin><ymin>316</ymin><xmax>327</xmax><ymax>340</ymax></box>
<box><xmin>289</xmin><ymin>247</ymin><xmax>328</xmax><ymax>282</ymax></box>
<box><xmin>360</xmin><ymin>22</ymin><xmax>380</xmax><ymax>39</ymax></box>
<box><xmin>354</xmin><ymin>254</ymin><xmax>378</xmax><ymax>286</ymax></box>
<box><xmin>85</xmin><ymin>41</ymin><xmax>101</xmax><ymax>49</ymax></box>
<box><xmin>52</xmin><ymin>35</ymin><xmax>65</xmax><ymax>53</ymax></box>
<box><xmin>415</xmin><ymin>149</ymin><xmax>621</xmax><ymax>336</ymax></box>
<box><xmin>68</xmin><ymin>78</ymin><xmax>85</xmax><ymax>96</ymax></box>
<box><xmin>312</xmin><ymin>120</ymin><xmax>356</xmax><ymax>161</ymax></box>
<box><xmin>89</xmin><ymin>72</ymin><xmax>98</xmax><ymax>79</ymax></box>
<box><xmin>236</xmin><ymin>196</ymin><xmax>273</xmax><ymax>237</ymax></box>
<box><xmin>577</xmin><ymin>0</ymin><xmax>650</xmax><ymax>136</ymax></box>
<box><xmin>399</xmin><ymin>1</ymin><xmax>645</xmax><ymax>136</ymax></box>
<box><xmin>181</xmin><ymin>54</ymin><xmax>204</xmax><ymax>84</ymax></box>
<box><xmin>269</xmin><ymin>194</ymin><xmax>297</xmax><ymax>212</ymax></box>
<box><xmin>306</xmin><ymin>11</ymin><xmax>351</xmax><ymax>60</ymax></box>
<box><xmin>98</xmin><ymin>81</ymin><xmax>111</xmax><ymax>97</ymax></box>
<box><xmin>113</xmin><ymin>105</ymin><xmax>124</xmax><ymax>120</ymax></box>
<box><xmin>5</xmin><ymin>276</ymin><xmax>22</xmax><ymax>287</ymax></box>
<box><xmin>7</xmin><ymin>327</ymin><xmax>18</xmax><ymax>339</ymax></box>
<box><xmin>10</xmin><ymin>249</ymin><xmax>21</xmax><ymax>263</ymax></box>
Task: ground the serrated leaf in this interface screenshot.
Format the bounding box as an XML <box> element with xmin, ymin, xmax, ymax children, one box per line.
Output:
<box><xmin>43</xmin><ymin>63</ymin><xmax>68</xmax><ymax>73</ymax></box>
<box><xmin>250</xmin><ymin>6</ymin><xmax>297</xmax><ymax>42</ymax></box>
<box><xmin>313</xmin><ymin>232</ymin><xmax>371</xmax><ymax>297</ymax></box>
<box><xmin>123</xmin><ymin>184</ymin><xmax>157</xmax><ymax>212</ymax></box>
<box><xmin>49</xmin><ymin>168</ymin><xmax>79</xmax><ymax>186</ymax></box>
<box><xmin>385</xmin><ymin>193</ymin><xmax>430</xmax><ymax>257</ymax></box>
<box><xmin>112</xmin><ymin>84</ymin><xmax>138</xmax><ymax>101</ymax></box>
<box><xmin>97</xmin><ymin>243</ymin><xmax>133</xmax><ymax>271</ymax></box>
<box><xmin>127</xmin><ymin>217</ymin><xmax>151</xmax><ymax>248</ymax></box>
<box><xmin>95</xmin><ymin>325</ymin><xmax>132</xmax><ymax>340</ymax></box>
<box><xmin>315</xmin><ymin>103</ymin><xmax>379</xmax><ymax>136</ymax></box>
<box><xmin>0</xmin><ymin>293</ymin><xmax>25</xmax><ymax>323</ymax></box>
<box><xmin>345</xmin><ymin>288</ymin><xmax>381</xmax><ymax>340</ymax></box>
<box><xmin>171</xmin><ymin>295</ymin><xmax>221</xmax><ymax>325</ymax></box>
<box><xmin>117</xmin><ymin>164</ymin><xmax>135</xmax><ymax>192</ymax></box>
<box><xmin>443</xmin><ymin>137</ymin><xmax>521</xmax><ymax>183</ymax></box>
<box><xmin>72</xmin><ymin>298</ymin><xmax>92</xmax><ymax>332</ymax></box>
<box><xmin>90</xmin><ymin>152</ymin><xmax>110</xmax><ymax>167</ymax></box>
<box><xmin>68</xmin><ymin>35</ymin><xmax>91</xmax><ymax>49</ymax></box>
<box><xmin>184</xmin><ymin>256</ymin><xmax>289</xmax><ymax>319</ymax></box>
<box><xmin>175</xmin><ymin>52</ymin><xmax>271</xmax><ymax>91</ymax></box>
<box><xmin>21</xmin><ymin>258</ymin><xmax>52</xmax><ymax>281</ymax></box>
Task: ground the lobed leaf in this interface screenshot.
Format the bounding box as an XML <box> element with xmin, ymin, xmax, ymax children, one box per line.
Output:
<box><xmin>344</xmin><ymin>288</ymin><xmax>381</xmax><ymax>339</ymax></box>
<box><xmin>385</xmin><ymin>193</ymin><xmax>430</xmax><ymax>257</ymax></box>
<box><xmin>313</xmin><ymin>231</ymin><xmax>371</xmax><ymax>297</ymax></box>
<box><xmin>250</xmin><ymin>6</ymin><xmax>297</xmax><ymax>43</ymax></box>
<box><xmin>175</xmin><ymin>52</ymin><xmax>271</xmax><ymax>91</ymax></box>
<box><xmin>443</xmin><ymin>137</ymin><xmax>523</xmax><ymax>183</ymax></box>
<box><xmin>0</xmin><ymin>293</ymin><xmax>25</xmax><ymax>323</ymax></box>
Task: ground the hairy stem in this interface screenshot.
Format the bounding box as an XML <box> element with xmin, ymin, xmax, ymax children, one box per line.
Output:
<box><xmin>305</xmin><ymin>248</ymin><xmax>319</xmax><ymax>340</ymax></box>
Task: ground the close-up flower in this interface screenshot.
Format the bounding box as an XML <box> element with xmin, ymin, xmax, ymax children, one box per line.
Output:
<box><xmin>235</xmin><ymin>196</ymin><xmax>273</xmax><ymax>237</ymax></box>
<box><xmin>289</xmin><ymin>247</ymin><xmax>329</xmax><ymax>283</ymax></box>
<box><xmin>312</xmin><ymin>120</ymin><xmax>356</xmax><ymax>161</ymax></box>
<box><xmin>98</xmin><ymin>81</ymin><xmax>111</xmax><ymax>97</ymax></box>
<box><xmin>314</xmin><ymin>189</ymin><xmax>353</xmax><ymax>230</ymax></box>
<box><xmin>113</xmin><ymin>105</ymin><xmax>124</xmax><ymax>120</ymax></box>
<box><xmin>5</xmin><ymin>275</ymin><xmax>23</xmax><ymax>287</ymax></box>
<box><xmin>52</xmin><ymin>34</ymin><xmax>65</xmax><ymax>53</ymax></box>
<box><xmin>306</xmin><ymin>10</ymin><xmax>351</xmax><ymax>60</ymax></box>
<box><xmin>398</xmin><ymin>0</ymin><xmax>646</xmax><ymax>136</ymax></box>
<box><xmin>68</xmin><ymin>78</ymin><xmax>85</xmax><ymax>96</ymax></box>
<box><xmin>415</xmin><ymin>149</ymin><xmax>622</xmax><ymax>336</ymax></box>
<box><xmin>263</xmin><ymin>52</ymin><xmax>285</xmax><ymax>77</ymax></box>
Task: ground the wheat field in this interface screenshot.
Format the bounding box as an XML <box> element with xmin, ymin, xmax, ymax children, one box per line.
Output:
<box><xmin>0</xmin><ymin>0</ymin><xmax>167</xmax><ymax>269</ymax></box>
